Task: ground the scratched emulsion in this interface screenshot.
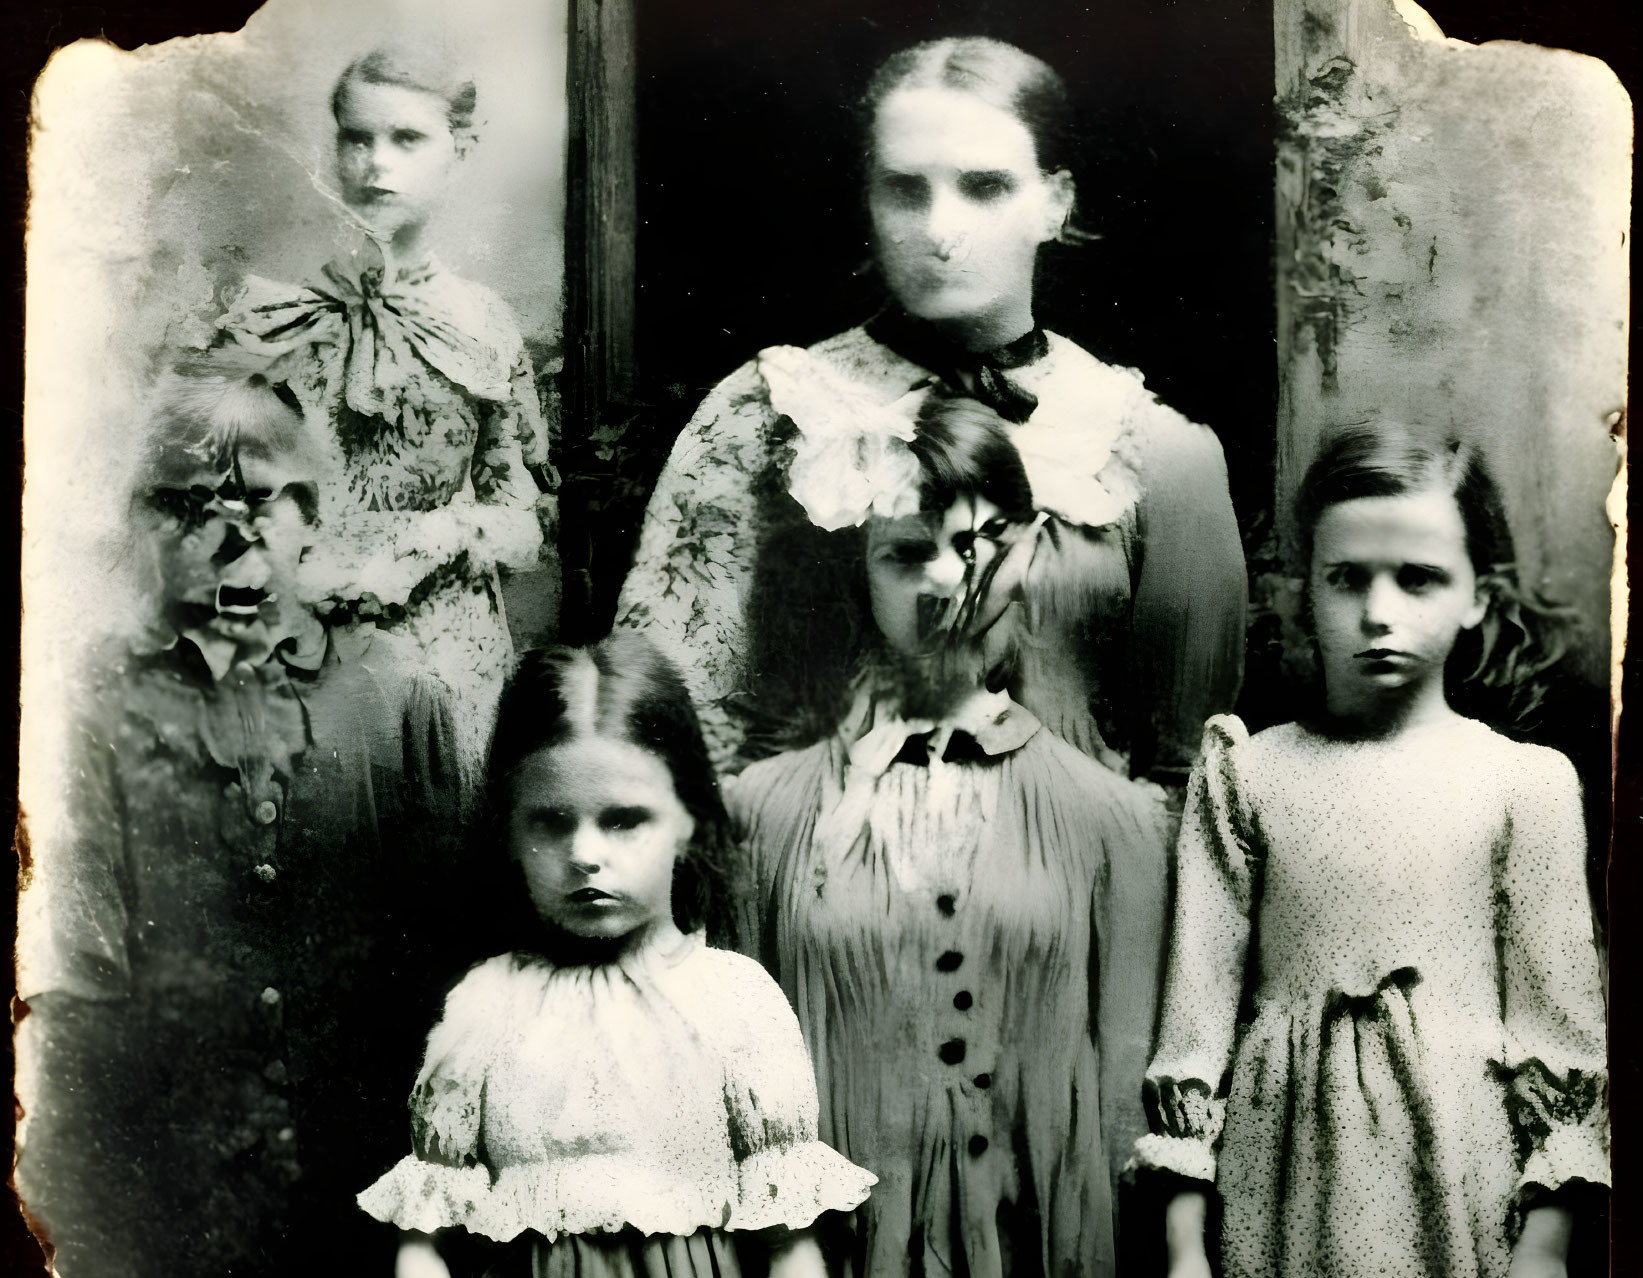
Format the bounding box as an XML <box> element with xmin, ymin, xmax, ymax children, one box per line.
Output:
<box><xmin>19</xmin><ymin>0</ymin><xmax>566</xmax><ymax>948</ymax></box>
<box><xmin>16</xmin><ymin>0</ymin><xmax>567</xmax><ymax>1268</ymax></box>
<box><xmin>1273</xmin><ymin>0</ymin><xmax>1630</xmax><ymax>687</ymax></box>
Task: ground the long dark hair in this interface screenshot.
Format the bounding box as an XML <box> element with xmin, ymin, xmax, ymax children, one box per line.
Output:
<box><xmin>479</xmin><ymin>634</ymin><xmax>737</xmax><ymax>950</ymax></box>
<box><xmin>740</xmin><ymin>393</ymin><xmax>1033</xmax><ymax>756</ymax></box>
<box><xmin>1295</xmin><ymin>425</ymin><xmax>1577</xmax><ymax>732</ymax></box>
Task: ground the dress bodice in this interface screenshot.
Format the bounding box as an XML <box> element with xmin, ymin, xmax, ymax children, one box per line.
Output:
<box><xmin>358</xmin><ymin>935</ymin><xmax>874</xmax><ymax>1244</ymax></box>
<box><xmin>617</xmin><ymin>323</ymin><xmax>1245</xmax><ymax>781</ymax></box>
<box><xmin>728</xmin><ymin>693</ymin><xmax>1170</xmax><ymax>1277</ymax></box>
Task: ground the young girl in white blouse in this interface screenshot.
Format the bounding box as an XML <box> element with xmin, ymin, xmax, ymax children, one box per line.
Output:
<box><xmin>359</xmin><ymin>634</ymin><xmax>873</xmax><ymax>1278</ymax></box>
<box><xmin>1136</xmin><ymin>426</ymin><xmax>1607</xmax><ymax>1277</ymax></box>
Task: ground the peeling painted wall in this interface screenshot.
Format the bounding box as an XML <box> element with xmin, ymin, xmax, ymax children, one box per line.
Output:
<box><xmin>1274</xmin><ymin>0</ymin><xmax>1630</xmax><ymax>683</ymax></box>
<box><xmin>20</xmin><ymin>0</ymin><xmax>568</xmax><ymax>912</ymax></box>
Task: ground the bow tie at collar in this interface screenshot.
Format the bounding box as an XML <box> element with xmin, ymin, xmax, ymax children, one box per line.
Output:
<box><xmin>134</xmin><ymin>605</ymin><xmax>328</xmax><ymax>683</ymax></box>
<box><xmin>843</xmin><ymin>685</ymin><xmax>1041</xmax><ymax>781</ymax></box>
<box><xmin>217</xmin><ymin>241</ymin><xmax>518</xmax><ymax>412</ymax></box>
<box><xmin>865</xmin><ymin>307</ymin><xmax>1049</xmax><ymax>424</ymax></box>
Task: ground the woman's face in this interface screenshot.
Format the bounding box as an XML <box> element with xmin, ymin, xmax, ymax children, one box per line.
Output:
<box><xmin>334</xmin><ymin>80</ymin><xmax>457</xmax><ymax>242</ymax></box>
<box><xmin>508</xmin><ymin>736</ymin><xmax>694</xmax><ymax>951</ymax></box>
<box><xmin>868</xmin><ymin>493</ymin><xmax>1008</xmax><ymax>659</ymax></box>
<box><xmin>868</xmin><ymin>87</ymin><xmax>1073</xmax><ymax>335</ymax></box>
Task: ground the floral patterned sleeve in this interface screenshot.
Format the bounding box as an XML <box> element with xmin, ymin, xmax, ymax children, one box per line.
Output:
<box><xmin>615</xmin><ymin>361</ymin><xmax>776</xmax><ymax>771</ymax></box>
<box><xmin>1134</xmin><ymin>715</ymin><xmax>1258</xmax><ymax>1184</ymax></box>
<box><xmin>1498</xmin><ymin>746</ymin><xmax>1609</xmax><ymax>1215</ymax></box>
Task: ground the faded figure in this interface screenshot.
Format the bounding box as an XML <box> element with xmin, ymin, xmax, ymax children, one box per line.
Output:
<box><xmin>220</xmin><ymin>44</ymin><xmax>554</xmax><ymax>778</ymax></box>
<box><xmin>727</xmin><ymin>396</ymin><xmax>1170</xmax><ymax>1276</ymax></box>
<box><xmin>15</xmin><ymin>362</ymin><xmax>463</xmax><ymax>1278</ymax></box>
<box><xmin>617</xmin><ymin>37</ymin><xmax>1245</xmax><ymax>793</ymax></box>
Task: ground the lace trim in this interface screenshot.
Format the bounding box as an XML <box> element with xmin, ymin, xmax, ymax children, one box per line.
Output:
<box><xmin>357</xmin><ymin>1140</ymin><xmax>875</xmax><ymax>1242</ymax></box>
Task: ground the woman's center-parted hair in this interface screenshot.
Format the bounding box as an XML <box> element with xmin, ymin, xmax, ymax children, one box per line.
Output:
<box><xmin>485</xmin><ymin>635</ymin><xmax>736</xmax><ymax>942</ymax></box>
<box><xmin>1295</xmin><ymin>423</ymin><xmax>1576</xmax><ymax>729</ymax></box>
<box><xmin>330</xmin><ymin>44</ymin><xmax>478</xmax><ymax>135</ymax></box>
<box><xmin>861</xmin><ymin>37</ymin><xmax>1088</xmax><ymax>250</ymax></box>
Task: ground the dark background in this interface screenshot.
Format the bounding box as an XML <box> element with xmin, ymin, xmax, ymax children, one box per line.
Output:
<box><xmin>5</xmin><ymin>1</ymin><xmax>1638</xmax><ymax>1274</ymax></box>
<box><xmin>562</xmin><ymin>0</ymin><xmax>1278</xmax><ymax>639</ymax></box>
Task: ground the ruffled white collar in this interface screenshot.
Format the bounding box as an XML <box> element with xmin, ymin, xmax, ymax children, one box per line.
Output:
<box><xmin>760</xmin><ymin>327</ymin><xmax>1150</xmax><ymax>531</ymax></box>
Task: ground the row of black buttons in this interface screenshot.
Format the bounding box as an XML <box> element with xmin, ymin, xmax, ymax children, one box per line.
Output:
<box><xmin>933</xmin><ymin>895</ymin><xmax>989</xmax><ymax>1142</ymax></box>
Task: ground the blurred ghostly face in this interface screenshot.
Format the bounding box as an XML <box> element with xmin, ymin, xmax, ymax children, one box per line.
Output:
<box><xmin>334</xmin><ymin>80</ymin><xmax>457</xmax><ymax>241</ymax></box>
<box><xmin>868</xmin><ymin>494</ymin><xmax>1007</xmax><ymax>659</ymax></box>
<box><xmin>869</xmin><ymin>87</ymin><xmax>1072</xmax><ymax>331</ymax></box>
<box><xmin>509</xmin><ymin>735</ymin><xmax>694</xmax><ymax>950</ymax></box>
<box><xmin>143</xmin><ymin>448</ymin><xmax>316</xmax><ymax>650</ymax></box>
<box><xmin>1309</xmin><ymin>489</ymin><xmax>1486</xmax><ymax>714</ymax></box>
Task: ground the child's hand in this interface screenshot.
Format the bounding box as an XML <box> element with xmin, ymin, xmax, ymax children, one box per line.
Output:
<box><xmin>767</xmin><ymin>1227</ymin><xmax>829</xmax><ymax>1278</ymax></box>
<box><xmin>1168</xmin><ymin>1254</ymin><xmax>1214</xmax><ymax>1278</ymax></box>
<box><xmin>1164</xmin><ymin>1188</ymin><xmax>1213</xmax><ymax>1278</ymax></box>
<box><xmin>1507</xmin><ymin>1204</ymin><xmax>1572</xmax><ymax>1278</ymax></box>
<box><xmin>395</xmin><ymin>1235</ymin><xmax>452</xmax><ymax>1278</ymax></box>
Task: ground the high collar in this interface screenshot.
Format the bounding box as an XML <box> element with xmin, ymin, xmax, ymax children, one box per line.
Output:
<box><xmin>841</xmin><ymin>683</ymin><xmax>1041</xmax><ymax>779</ymax></box>
<box><xmin>135</xmin><ymin>606</ymin><xmax>329</xmax><ymax>684</ymax></box>
<box><xmin>864</xmin><ymin>307</ymin><xmax>1050</xmax><ymax>423</ymax></box>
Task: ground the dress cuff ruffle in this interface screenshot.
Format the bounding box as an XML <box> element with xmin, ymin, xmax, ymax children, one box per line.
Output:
<box><xmin>358</xmin><ymin>1142</ymin><xmax>875</xmax><ymax>1243</ymax></box>
<box><xmin>1518</xmin><ymin>1121</ymin><xmax>1610</xmax><ymax>1197</ymax></box>
<box><xmin>357</xmin><ymin>1157</ymin><xmax>492</xmax><ymax>1236</ymax></box>
<box><xmin>733</xmin><ymin>1139</ymin><xmax>878</xmax><ymax>1231</ymax></box>
<box><xmin>1130</xmin><ymin>1133</ymin><xmax>1217</xmax><ymax>1185</ymax></box>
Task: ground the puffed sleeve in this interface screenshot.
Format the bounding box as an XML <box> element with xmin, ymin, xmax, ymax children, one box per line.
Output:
<box><xmin>1133</xmin><ymin>716</ymin><xmax>1258</xmax><ymax>1184</ymax></box>
<box><xmin>713</xmin><ymin>951</ymin><xmax>877</xmax><ymax>1230</ymax></box>
<box><xmin>1127</xmin><ymin>415</ymin><xmax>1246</xmax><ymax>786</ymax></box>
<box><xmin>1087</xmin><ymin>767</ymin><xmax>1172</xmax><ymax>1192</ymax></box>
<box><xmin>615</xmin><ymin>361</ymin><xmax>777</xmax><ymax>771</ymax></box>
<box><xmin>1496</xmin><ymin>747</ymin><xmax>1609</xmax><ymax>1211</ymax></box>
<box><xmin>356</xmin><ymin>956</ymin><xmax>516</xmax><ymax>1231</ymax></box>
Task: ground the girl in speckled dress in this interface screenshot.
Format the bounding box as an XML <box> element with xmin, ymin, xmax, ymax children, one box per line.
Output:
<box><xmin>359</xmin><ymin>634</ymin><xmax>873</xmax><ymax>1278</ymax></box>
<box><xmin>1137</xmin><ymin>426</ymin><xmax>1607</xmax><ymax>1278</ymax></box>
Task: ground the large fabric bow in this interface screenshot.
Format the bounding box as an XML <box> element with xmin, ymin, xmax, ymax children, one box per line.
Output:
<box><xmin>219</xmin><ymin>251</ymin><xmax>519</xmax><ymax>416</ymax></box>
<box><xmin>866</xmin><ymin>307</ymin><xmax>1048</xmax><ymax>424</ymax></box>
<box><xmin>759</xmin><ymin>344</ymin><xmax>928</xmax><ymax>531</ymax></box>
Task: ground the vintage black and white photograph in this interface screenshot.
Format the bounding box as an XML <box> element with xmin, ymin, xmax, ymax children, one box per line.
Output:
<box><xmin>6</xmin><ymin>0</ymin><xmax>1633</xmax><ymax>1274</ymax></box>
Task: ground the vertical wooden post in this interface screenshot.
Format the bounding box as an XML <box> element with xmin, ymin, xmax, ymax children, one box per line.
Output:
<box><xmin>561</xmin><ymin>0</ymin><xmax>637</xmax><ymax>635</ymax></box>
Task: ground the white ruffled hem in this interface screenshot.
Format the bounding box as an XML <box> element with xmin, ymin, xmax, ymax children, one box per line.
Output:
<box><xmin>358</xmin><ymin>1142</ymin><xmax>876</xmax><ymax>1243</ymax></box>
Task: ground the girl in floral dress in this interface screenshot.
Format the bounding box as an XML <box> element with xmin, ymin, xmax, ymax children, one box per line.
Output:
<box><xmin>1137</xmin><ymin>426</ymin><xmax>1607</xmax><ymax>1277</ymax></box>
<box><xmin>358</xmin><ymin>634</ymin><xmax>874</xmax><ymax>1278</ymax></box>
<box><xmin>221</xmin><ymin>46</ymin><xmax>552</xmax><ymax>774</ymax></box>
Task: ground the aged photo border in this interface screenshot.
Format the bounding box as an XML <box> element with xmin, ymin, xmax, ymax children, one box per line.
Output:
<box><xmin>4</xmin><ymin>0</ymin><xmax>1636</xmax><ymax>1272</ymax></box>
